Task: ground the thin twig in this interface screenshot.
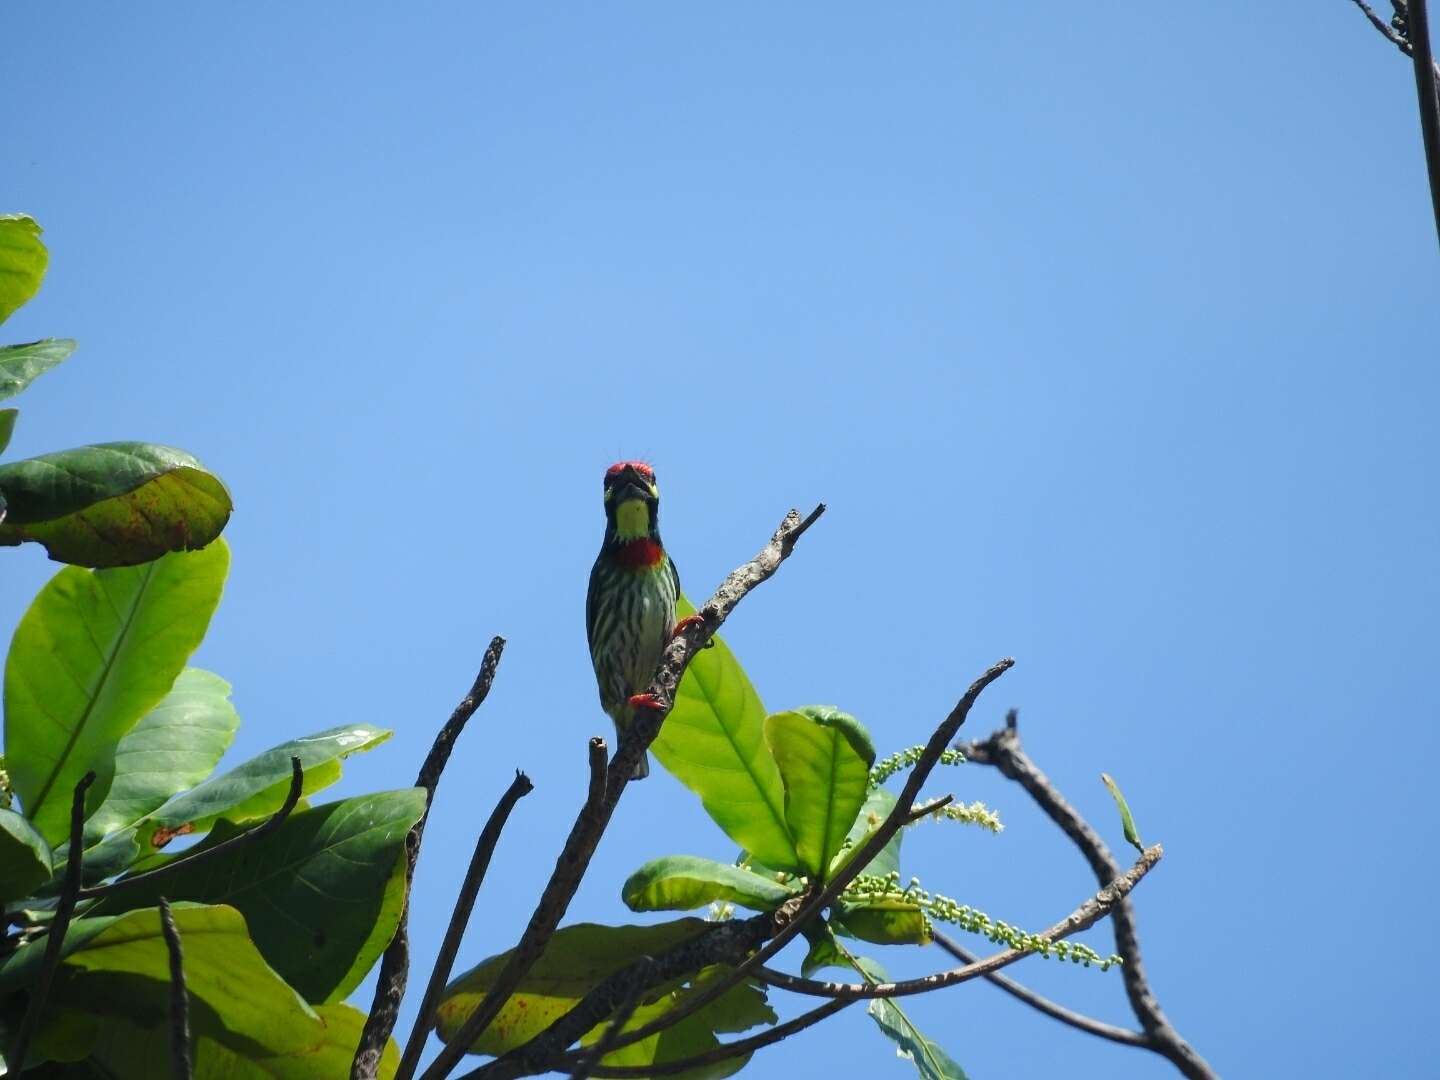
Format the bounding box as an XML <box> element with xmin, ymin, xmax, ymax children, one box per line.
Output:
<box><xmin>1405</xmin><ymin>0</ymin><xmax>1440</xmax><ymax>244</ymax></box>
<box><xmin>566</xmin><ymin>981</ymin><xmax>644</xmax><ymax>1080</ymax></box>
<box><xmin>420</xmin><ymin>737</ymin><xmax>611</xmax><ymax>1080</ymax></box>
<box><xmin>353</xmin><ymin>637</ymin><xmax>507</xmax><ymax>1080</ymax></box>
<box><xmin>571</xmin><ymin>1000</ymin><xmax>852</xmax><ymax>1079</ymax></box>
<box><xmin>79</xmin><ymin>757</ymin><xmax>304</xmax><ymax>902</ymax></box>
<box><xmin>159</xmin><ymin>897</ymin><xmax>194</xmax><ymax>1080</ymax></box>
<box><xmin>8</xmin><ymin>771</ymin><xmax>95</xmax><ymax>1071</ymax></box>
<box><xmin>1353</xmin><ymin>0</ymin><xmax>1412</xmax><ymax>48</ymax></box>
<box><xmin>929</xmin><ymin>929</ymin><xmax>1148</xmax><ymax>1048</ymax></box>
<box><xmin>962</xmin><ymin>714</ymin><xmax>1218</xmax><ymax>1080</ymax></box>
<box><xmin>396</xmin><ymin>770</ymin><xmax>535</xmax><ymax>1080</ymax></box>
<box><xmin>420</xmin><ymin>508</ymin><xmax>824</xmax><ymax>1080</ymax></box>
<box><xmin>747</xmin><ymin>845</ymin><xmax>1161</xmax><ymax>1000</ymax></box>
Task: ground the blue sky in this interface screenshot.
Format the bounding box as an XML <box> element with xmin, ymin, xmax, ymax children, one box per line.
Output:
<box><xmin>5</xmin><ymin>4</ymin><xmax>1437</xmax><ymax>1077</ymax></box>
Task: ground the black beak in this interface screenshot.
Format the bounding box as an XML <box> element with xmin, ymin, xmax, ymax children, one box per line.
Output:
<box><xmin>614</xmin><ymin>467</ymin><xmax>653</xmax><ymax>502</ymax></box>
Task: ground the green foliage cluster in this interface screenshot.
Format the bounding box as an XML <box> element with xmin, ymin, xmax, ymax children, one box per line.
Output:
<box><xmin>434</xmin><ymin>597</ymin><xmax>1121</xmax><ymax>1079</ymax></box>
<box><xmin>0</xmin><ymin>215</ymin><xmax>231</xmax><ymax>569</ymax></box>
<box><xmin>0</xmin><ymin>219</ymin><xmax>417</xmax><ymax>1077</ymax></box>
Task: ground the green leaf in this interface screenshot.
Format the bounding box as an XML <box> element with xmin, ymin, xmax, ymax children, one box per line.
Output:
<box><xmin>1101</xmin><ymin>772</ymin><xmax>1145</xmax><ymax>853</ymax></box>
<box><xmin>651</xmin><ymin>596</ymin><xmax>801</xmax><ymax>873</ymax></box>
<box><xmin>436</xmin><ymin>919</ymin><xmax>712</xmax><ymax>1053</ymax></box>
<box><xmin>82</xmin><ymin>668</ymin><xmax>240</xmax><ymax>842</ymax></box>
<box><xmin>0</xmin><ymin>408</ymin><xmax>16</xmax><ymax>455</ymax></box>
<box><xmin>0</xmin><ymin>915</ymin><xmax>125</xmax><ymax>991</ymax></box>
<box><xmin>0</xmin><ymin>807</ymin><xmax>53</xmax><ymax>903</ymax></box>
<box><xmin>764</xmin><ymin>706</ymin><xmax>875</xmax><ymax>880</ymax></box>
<box><xmin>105</xmin><ymin>788</ymin><xmax>426</xmax><ymax>1003</ymax></box>
<box><xmin>0</xmin><ymin>215</ymin><xmax>48</xmax><ymax>326</ymax></box>
<box><xmin>3</xmin><ymin>541</ymin><xmax>229</xmax><ymax>845</ymax></box>
<box><xmin>622</xmin><ymin>855</ymin><xmax>799</xmax><ymax>913</ymax></box>
<box><xmin>35</xmin><ymin>904</ymin><xmax>399</xmax><ymax>1076</ymax></box>
<box><xmin>853</xmin><ymin>955</ymin><xmax>969</xmax><ymax>1080</ymax></box>
<box><xmin>66</xmin><ymin>721</ymin><xmax>393</xmax><ymax>889</ymax></box>
<box><xmin>47</xmin><ymin>1003</ymin><xmax>399</xmax><ymax>1079</ymax></box>
<box><xmin>0</xmin><ymin>339</ymin><xmax>76</xmax><ymax>403</ymax></box>
<box><xmin>833</xmin><ymin>900</ymin><xmax>932</xmax><ymax>946</ymax></box>
<box><xmin>800</xmin><ymin>924</ymin><xmax>846</xmax><ymax>978</ymax></box>
<box><xmin>830</xmin><ymin>787</ymin><xmax>903</xmax><ymax>882</ymax></box>
<box><xmin>0</xmin><ymin>441</ymin><xmax>232</xmax><ymax>566</ymax></box>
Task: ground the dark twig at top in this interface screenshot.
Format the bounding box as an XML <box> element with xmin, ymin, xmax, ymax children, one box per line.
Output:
<box><xmin>962</xmin><ymin>712</ymin><xmax>1218</xmax><ymax>1080</ymax></box>
<box><xmin>159</xmin><ymin>897</ymin><xmax>194</xmax><ymax>1080</ymax></box>
<box><xmin>1406</xmin><ymin>0</ymin><xmax>1440</xmax><ymax>244</ymax></box>
<box><xmin>80</xmin><ymin>756</ymin><xmax>304</xmax><ymax>902</ymax></box>
<box><xmin>930</xmin><ymin>929</ymin><xmax>1148</xmax><ymax>1048</ymax></box>
<box><xmin>353</xmin><ymin>637</ymin><xmax>508</xmax><ymax>1080</ymax></box>
<box><xmin>420</xmin><ymin>506</ymin><xmax>826</xmax><ymax>1080</ymax></box>
<box><xmin>396</xmin><ymin>769</ymin><xmax>535</xmax><ymax>1080</ymax></box>
<box><xmin>8</xmin><ymin>771</ymin><xmax>95</xmax><ymax>1072</ymax></box>
<box><xmin>1350</xmin><ymin>0</ymin><xmax>1440</xmax><ymax>245</ymax></box>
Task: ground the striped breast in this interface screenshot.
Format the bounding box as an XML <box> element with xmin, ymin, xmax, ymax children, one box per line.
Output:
<box><xmin>587</xmin><ymin>554</ymin><xmax>679</xmax><ymax>713</ymax></box>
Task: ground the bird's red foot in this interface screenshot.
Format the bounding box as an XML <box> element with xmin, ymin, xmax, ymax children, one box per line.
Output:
<box><xmin>628</xmin><ymin>692</ymin><xmax>665</xmax><ymax>712</ymax></box>
<box><xmin>672</xmin><ymin>614</ymin><xmax>706</xmax><ymax>639</ymax></box>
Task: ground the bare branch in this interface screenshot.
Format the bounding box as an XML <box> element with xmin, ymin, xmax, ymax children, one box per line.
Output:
<box><xmin>566</xmin><ymin>981</ymin><xmax>643</xmax><ymax>1080</ymax></box>
<box><xmin>962</xmin><ymin>715</ymin><xmax>1218</xmax><ymax>1080</ymax></box>
<box><xmin>159</xmin><ymin>897</ymin><xmax>194</xmax><ymax>1080</ymax></box>
<box><xmin>929</xmin><ymin>929</ymin><xmax>1148</xmax><ymax>1048</ymax></box>
<box><xmin>353</xmin><ymin>638</ymin><xmax>507</xmax><ymax>1080</ymax></box>
<box><xmin>1405</xmin><ymin>0</ymin><xmax>1440</xmax><ymax>244</ymax></box>
<box><xmin>8</xmin><ymin>771</ymin><xmax>95</xmax><ymax>1071</ymax></box>
<box><xmin>80</xmin><ymin>757</ymin><xmax>304</xmax><ymax>902</ymax></box>
<box><xmin>419</xmin><ymin>507</ymin><xmax>825</xmax><ymax>1080</ymax></box>
<box><xmin>397</xmin><ymin>770</ymin><xmax>535</xmax><ymax>1080</ymax></box>
<box><xmin>749</xmin><ymin>845</ymin><xmax>1161</xmax><ymax>1000</ymax></box>
<box><xmin>1352</xmin><ymin>0</ymin><xmax>1412</xmax><ymax>50</ymax></box>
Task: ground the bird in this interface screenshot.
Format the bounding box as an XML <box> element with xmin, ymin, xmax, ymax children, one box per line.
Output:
<box><xmin>586</xmin><ymin>461</ymin><xmax>702</xmax><ymax>779</ymax></box>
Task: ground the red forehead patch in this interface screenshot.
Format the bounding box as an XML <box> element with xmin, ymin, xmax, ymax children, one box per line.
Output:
<box><xmin>605</xmin><ymin>460</ymin><xmax>655</xmax><ymax>480</ymax></box>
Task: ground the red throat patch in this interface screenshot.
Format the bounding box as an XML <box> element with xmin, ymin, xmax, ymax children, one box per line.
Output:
<box><xmin>614</xmin><ymin>538</ymin><xmax>664</xmax><ymax>570</ymax></box>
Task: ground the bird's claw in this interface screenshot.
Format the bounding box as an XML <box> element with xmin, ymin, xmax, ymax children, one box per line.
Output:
<box><xmin>672</xmin><ymin>614</ymin><xmax>706</xmax><ymax>639</ymax></box>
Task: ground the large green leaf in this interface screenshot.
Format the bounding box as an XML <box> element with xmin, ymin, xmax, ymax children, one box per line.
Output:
<box><xmin>0</xmin><ymin>914</ymin><xmax>125</xmax><ymax>991</ymax></box>
<box><xmin>436</xmin><ymin>919</ymin><xmax>711</xmax><ymax>1053</ymax></box>
<box><xmin>650</xmin><ymin>596</ymin><xmax>800</xmax><ymax>872</ymax></box>
<box><xmin>40</xmin><ymin>1003</ymin><xmax>398</xmax><ymax>1079</ymax></box>
<box><xmin>83</xmin><ymin>668</ymin><xmax>240</xmax><ymax>842</ymax></box>
<box><xmin>830</xmin><ymin>787</ymin><xmax>903</xmax><ymax>882</ymax></box>
<box><xmin>0</xmin><ymin>442</ymin><xmax>232</xmax><ymax>567</ymax></box>
<box><xmin>0</xmin><ymin>807</ymin><xmax>53</xmax><ymax>903</ymax></box>
<box><xmin>853</xmin><ymin>955</ymin><xmax>968</xmax><ymax>1080</ymax></box>
<box><xmin>106</xmin><ymin>788</ymin><xmax>426</xmax><ymax>1003</ymax></box>
<box><xmin>0</xmin><ymin>214</ymin><xmax>47</xmax><ymax>326</ymax></box>
<box><xmin>34</xmin><ymin>904</ymin><xmax>398</xmax><ymax>1076</ymax></box>
<box><xmin>68</xmin><ymin>721</ymin><xmax>391</xmax><ymax>886</ymax></box>
<box><xmin>3</xmin><ymin>541</ymin><xmax>229</xmax><ymax>844</ymax></box>
<box><xmin>0</xmin><ymin>339</ymin><xmax>76</xmax><ymax>403</ymax></box>
<box><xmin>622</xmin><ymin>855</ymin><xmax>799</xmax><ymax>913</ymax></box>
<box><xmin>0</xmin><ymin>408</ymin><xmax>16</xmax><ymax>455</ymax></box>
<box><xmin>764</xmin><ymin>706</ymin><xmax>875</xmax><ymax>880</ymax></box>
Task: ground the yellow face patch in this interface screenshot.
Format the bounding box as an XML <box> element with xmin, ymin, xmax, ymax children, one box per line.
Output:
<box><xmin>615</xmin><ymin>498</ymin><xmax>651</xmax><ymax>539</ymax></box>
